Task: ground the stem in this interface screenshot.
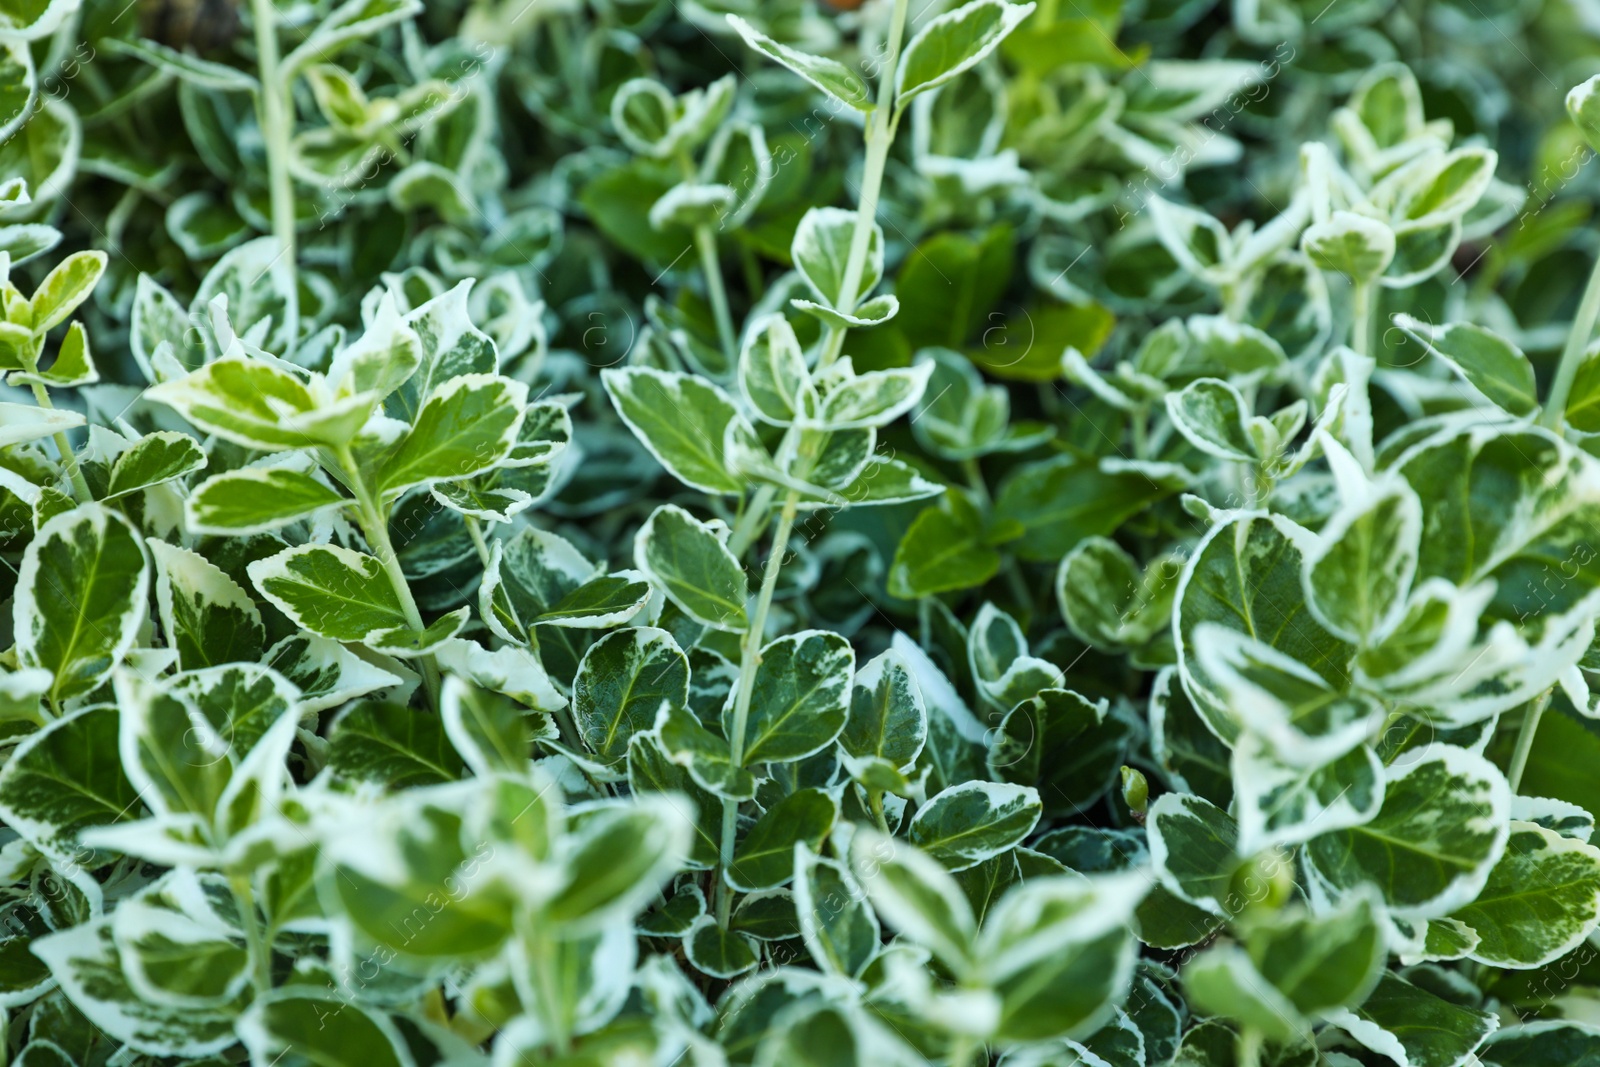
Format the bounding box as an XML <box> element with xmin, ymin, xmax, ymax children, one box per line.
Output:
<box><xmin>947</xmin><ymin>1035</ymin><xmax>978</xmax><ymax>1067</ymax></box>
<box><xmin>727</xmin><ymin>483</ymin><xmax>777</xmax><ymax>559</ymax></box>
<box><xmin>464</xmin><ymin>515</ymin><xmax>492</xmax><ymax>570</ymax></box>
<box><xmin>525</xmin><ymin>921</ymin><xmax>571</xmax><ymax>1053</ymax></box>
<box><xmin>251</xmin><ymin>0</ymin><xmax>299</xmax><ymax>356</ymax></box>
<box><xmin>1237</xmin><ymin>1027</ymin><xmax>1263</xmax><ymax>1067</ymax></box>
<box><xmin>1543</xmin><ymin>250</ymin><xmax>1600</xmax><ymax>429</ymax></box>
<box><xmin>230</xmin><ymin>873</ymin><xmax>272</xmax><ymax>997</ymax></box>
<box><xmin>695</xmin><ymin>224</ymin><xmax>738</xmax><ymax>365</ymax></box>
<box><xmin>961</xmin><ymin>457</ymin><xmax>990</xmax><ymax>507</ymax></box>
<box><xmin>1507</xmin><ymin>690</ymin><xmax>1551</xmax><ymax>795</ymax></box>
<box><xmin>869</xmin><ymin>788</ymin><xmax>890</xmax><ymax>834</ymax></box>
<box><xmin>335</xmin><ymin>447</ymin><xmax>442</xmax><ymax>709</ymax></box>
<box><xmin>716</xmin><ymin>490</ymin><xmax>801</xmax><ymax>926</ymax></box>
<box><xmin>1351</xmin><ymin>279</ymin><xmax>1374</xmax><ymax>359</ymax></box>
<box><xmin>817</xmin><ymin>0</ymin><xmax>911</xmax><ymax>371</ymax></box>
<box><xmin>676</xmin><ymin>151</ymin><xmax>737</xmax><ymax>365</ymax></box>
<box><xmin>29</xmin><ymin>382</ymin><xmax>90</xmax><ymax>502</ymax></box>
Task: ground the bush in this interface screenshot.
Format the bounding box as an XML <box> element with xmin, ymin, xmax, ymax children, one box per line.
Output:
<box><xmin>1</xmin><ymin>0</ymin><xmax>1600</xmax><ymax>1064</ymax></box>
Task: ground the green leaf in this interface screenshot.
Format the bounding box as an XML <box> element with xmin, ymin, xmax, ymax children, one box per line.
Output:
<box><xmin>850</xmin><ymin>827</ymin><xmax>977</xmax><ymax>977</ymax></box>
<box><xmin>628</xmin><ymin>734</ymin><xmax>721</xmax><ymax>870</ymax></box>
<box><xmin>286</xmin><ymin>0</ymin><xmax>426</xmax><ymax>72</ymax></box>
<box><xmin>105</xmin><ymin>37</ymin><xmax>260</xmax><ymax>93</ymax></box>
<box><xmin>792</xmin><ymin>207</ymin><xmax>882</xmax><ymax>310</ymax></box>
<box><xmin>31</xmin><ymin>918</ymin><xmax>238</xmax><ymax>1057</ymax></box>
<box><xmin>602</xmin><ymin>366</ymin><xmax>754</xmax><ymax>494</ymax></box>
<box><xmin>842</xmin><ymin>650</ymin><xmax>927</xmax><ymax>770</ymax></box>
<box><xmin>30</xmin><ymin>250</ymin><xmax>105</xmax><ymax>335</ymax></box>
<box><xmin>1394</xmin><ymin>315</ymin><xmax>1539</xmax><ymax>418</ymax></box>
<box><xmin>170</xmin><ymin>663</ymin><xmax>298</xmax><ymax>757</ymax></box>
<box><xmin>656</xmin><ymin>702</ymin><xmax>755</xmax><ymax>800</ymax></box>
<box><xmin>634</xmin><ymin>504</ymin><xmax>749</xmax><ymax>633</ymax></box>
<box><xmin>895</xmin><ymin>0</ymin><xmax>1037</xmax><ymax>106</ymax></box>
<box><xmin>1233</xmin><ymin>734</ymin><xmax>1383</xmax><ymax>855</ymax></box>
<box><xmin>1193</xmin><ymin>625</ymin><xmax>1383</xmax><ymax>767</ymax></box>
<box><xmin>328</xmin><ymin>700</ymin><xmax>464</xmax><ymax>788</ymax></box>
<box><xmin>375</xmin><ymin>373</ymin><xmax>528</xmax><ymax>496</ymax></box>
<box><xmin>247</xmin><ymin>544</ymin><xmax>408</xmax><ymax>642</ymax></box>
<box><xmin>1482</xmin><ymin>1020</ymin><xmax>1600</xmax><ymax>1065</ymax></box>
<box><xmin>0</xmin><ymin>707</ymin><xmax>137</xmax><ymax>861</ymax></box>
<box><xmin>815</xmin><ymin>360</ymin><xmax>932</xmax><ymax>430</ymax></box>
<box><xmin>1301</xmin><ymin>211</ymin><xmax>1396</xmax><ymax>281</ymax></box>
<box><xmin>238</xmin><ymin>990</ymin><xmax>411</xmax><ymax>1067</ymax></box>
<box><xmin>727</xmin><ymin>16</ymin><xmax>874</xmax><ymax>111</ymax></box>
<box><xmin>1564</xmin><ymin>345</ymin><xmax>1600</xmax><ymax>432</ymax></box>
<box><xmin>479</xmin><ymin>526</ymin><xmax>601</xmax><ymax>643</ymax></box>
<box><xmin>1175</xmin><ymin>512</ymin><xmax>1352</xmax><ymax>744</ymax></box>
<box><xmin>545</xmin><ymin>796</ymin><xmax>690</xmax><ymax>931</ymax></box>
<box><xmin>362</xmin><ymin>605</ymin><xmax>468</xmax><ymax>658</ymax></box>
<box><xmin>15</xmin><ymin>504</ymin><xmax>150</xmax><ymax>704</ymax></box>
<box><xmin>685</xmin><ymin>915</ymin><xmax>759</xmax><ymax>979</ymax></box>
<box><xmin>889</xmin><ymin>494</ymin><xmax>1000</xmax><ymax>598</ymax></box>
<box><xmin>909</xmin><ymin>781</ymin><xmax>1041</xmax><ymax>871</ymax></box>
<box><xmin>728</xmin><ymin>788</ymin><xmax>837</xmax><ymax>891</ymax></box>
<box><xmin>988</xmin><ymin>688</ymin><xmax>1129</xmax><ymax>815</ymax></box>
<box><xmin>186</xmin><ymin>464</ymin><xmax>348</xmax><ymax>535</ymax></box>
<box><xmin>1448</xmin><ymin>821</ymin><xmax>1600</xmax><ymax>968</ymax></box>
<box><xmin>104</xmin><ymin>432</ymin><xmax>206</xmax><ymax>500</ymax></box>
<box><xmin>440</xmin><ymin>675</ymin><xmax>536</xmax><ymax>777</ymax></box>
<box><xmin>147</xmin><ymin>358</ymin><xmax>367</xmax><ymax>452</ymax></box>
<box><xmin>1304</xmin><ymin>744</ymin><xmax>1510</xmax><ymax>917</ymax></box>
<box><xmin>738</xmin><ymin>314</ymin><xmax>816</xmax><ymax>426</ymax></box>
<box><xmin>795</xmin><ymin>845</ymin><xmax>881</xmax><ymax>978</ymax></box>
<box><xmin>977</xmin><ymin>870</ymin><xmax>1148</xmax><ymax>1043</ymax></box>
<box><xmin>898</xmin><ymin>226</ymin><xmax>1017</xmax><ymax>352</ymax></box>
<box><xmin>1570</xmin><ymin>75</ymin><xmax>1600</xmax><ymax>152</ymax></box>
<box><xmin>1326</xmin><ymin>971</ymin><xmax>1497</xmax><ymax>1067</ymax></box>
<box><xmin>736</xmin><ymin>630</ymin><xmax>854</xmax><ymax>766</ymax></box>
<box><xmin>10</xmin><ymin>320</ymin><xmax>96</xmax><ymax>387</ymax></box>
<box><xmin>1244</xmin><ymin>893</ymin><xmax>1385</xmax><ymax>1019</ymax></box>
<box><xmin>1166</xmin><ymin>378</ymin><xmax>1259</xmax><ymax>462</ymax></box>
<box><xmin>0</xmin><ymin>401</ymin><xmax>82</xmax><ymax>448</ymax></box>
<box><xmin>1056</xmin><ymin>537</ymin><xmax>1175</xmax><ymax>652</ymax></box>
<box><xmin>117</xmin><ymin>674</ymin><xmax>229</xmax><ymax>822</ymax></box>
<box><xmin>1182</xmin><ymin>946</ymin><xmax>1306</xmax><ymax>1043</ymax></box>
<box><xmin>573</xmin><ymin>627</ymin><xmax>690</xmax><ymax>771</ymax></box>
<box><xmin>1147</xmin><ymin>792</ymin><xmax>1241</xmax><ymax>916</ymax></box>
<box><xmin>1400</xmin><ymin>147</ymin><xmax>1498</xmax><ymax>227</ymax></box>
<box><xmin>994</xmin><ymin>456</ymin><xmax>1181</xmax><ymax>562</ymax></box>
<box><xmin>1302</xmin><ymin>476</ymin><xmax>1422</xmax><ymax>644</ymax></box>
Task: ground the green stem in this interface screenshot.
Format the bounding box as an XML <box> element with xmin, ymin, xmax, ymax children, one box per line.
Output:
<box><xmin>229</xmin><ymin>872</ymin><xmax>272</xmax><ymax>997</ymax></box>
<box><xmin>716</xmin><ymin>490</ymin><xmax>801</xmax><ymax>926</ymax></box>
<box><xmin>1543</xmin><ymin>250</ymin><xmax>1600</xmax><ymax>430</ymax></box>
<box><xmin>251</xmin><ymin>0</ymin><xmax>299</xmax><ymax>356</ymax></box>
<box><xmin>695</xmin><ymin>223</ymin><xmax>738</xmax><ymax>365</ymax></box>
<box><xmin>869</xmin><ymin>788</ymin><xmax>890</xmax><ymax>834</ymax></box>
<box><xmin>29</xmin><ymin>382</ymin><xmax>90</xmax><ymax>502</ymax></box>
<box><xmin>728</xmin><ymin>483</ymin><xmax>777</xmax><ymax>559</ymax></box>
<box><xmin>1238</xmin><ymin>1026</ymin><xmax>1263</xmax><ymax>1067</ymax></box>
<box><xmin>464</xmin><ymin>515</ymin><xmax>492</xmax><ymax>570</ymax></box>
<box><xmin>676</xmin><ymin>151</ymin><xmax>737</xmax><ymax>364</ymax></box>
<box><xmin>525</xmin><ymin>920</ymin><xmax>572</xmax><ymax>1053</ymax></box>
<box><xmin>1351</xmin><ymin>279</ymin><xmax>1374</xmax><ymax>359</ymax></box>
<box><xmin>947</xmin><ymin>1034</ymin><xmax>978</xmax><ymax>1067</ymax></box>
<box><xmin>961</xmin><ymin>457</ymin><xmax>990</xmax><ymax>507</ymax></box>
<box><xmin>1507</xmin><ymin>690</ymin><xmax>1551</xmax><ymax>795</ymax></box>
<box><xmin>818</xmin><ymin>0</ymin><xmax>910</xmax><ymax>372</ymax></box>
<box><xmin>336</xmin><ymin>447</ymin><xmax>441</xmax><ymax>709</ymax></box>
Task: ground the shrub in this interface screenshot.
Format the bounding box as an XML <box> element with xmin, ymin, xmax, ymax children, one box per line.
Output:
<box><xmin>0</xmin><ymin>0</ymin><xmax>1599</xmax><ymax>1064</ymax></box>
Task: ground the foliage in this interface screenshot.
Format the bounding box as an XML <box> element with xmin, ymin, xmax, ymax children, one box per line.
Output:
<box><xmin>0</xmin><ymin>0</ymin><xmax>1599</xmax><ymax>1065</ymax></box>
